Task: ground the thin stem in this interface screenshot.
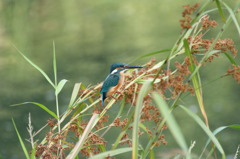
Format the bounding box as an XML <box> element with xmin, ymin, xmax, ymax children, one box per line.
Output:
<box><xmin>53</xmin><ymin>41</ymin><xmax>62</xmax><ymax>158</ymax></box>
<box><xmin>56</xmin><ymin>95</ymin><xmax>61</xmax><ymax>133</ymax></box>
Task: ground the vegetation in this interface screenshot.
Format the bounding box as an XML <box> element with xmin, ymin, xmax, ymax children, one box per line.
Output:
<box><xmin>1</xmin><ymin>0</ymin><xmax>240</xmax><ymax>159</ymax></box>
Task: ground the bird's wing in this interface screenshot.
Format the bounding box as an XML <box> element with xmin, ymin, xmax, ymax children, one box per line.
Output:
<box><xmin>100</xmin><ymin>74</ymin><xmax>120</xmax><ymax>93</ymax></box>
<box><xmin>100</xmin><ymin>74</ymin><xmax>120</xmax><ymax>106</ymax></box>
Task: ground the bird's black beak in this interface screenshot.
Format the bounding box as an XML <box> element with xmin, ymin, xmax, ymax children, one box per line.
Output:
<box><xmin>124</xmin><ymin>65</ymin><xmax>143</xmax><ymax>69</ymax></box>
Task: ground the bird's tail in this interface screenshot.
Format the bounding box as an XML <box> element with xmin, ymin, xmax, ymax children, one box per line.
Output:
<box><xmin>101</xmin><ymin>92</ymin><xmax>107</xmax><ymax>106</ymax></box>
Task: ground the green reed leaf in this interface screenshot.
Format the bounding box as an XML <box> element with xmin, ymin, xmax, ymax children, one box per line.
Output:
<box><xmin>229</xmin><ymin>124</ymin><xmax>240</xmax><ymax>130</ymax></box>
<box><xmin>184</xmin><ymin>39</ymin><xmax>209</xmax><ymax>127</ymax></box>
<box><xmin>68</xmin><ymin>83</ymin><xmax>81</xmax><ymax>108</ymax></box>
<box><xmin>89</xmin><ymin>147</ymin><xmax>132</xmax><ymax>159</ymax></box>
<box><xmin>55</xmin><ymin>79</ymin><xmax>68</xmax><ymax>95</ymax></box>
<box><xmin>222</xmin><ymin>2</ymin><xmax>240</xmax><ymax>38</ymax></box>
<box><xmin>53</xmin><ymin>41</ymin><xmax>57</xmax><ymax>86</ymax></box>
<box><xmin>66</xmin><ymin>113</ymin><xmax>99</xmax><ymax>159</ymax></box>
<box><xmin>205</xmin><ymin>124</ymin><xmax>240</xmax><ymax>149</ymax></box>
<box><xmin>200</xmin><ymin>124</ymin><xmax>240</xmax><ymax>158</ymax></box>
<box><xmin>13</xmin><ymin>45</ymin><xmax>55</xmax><ymax>88</ymax></box>
<box><xmin>179</xmin><ymin>105</ymin><xmax>226</xmax><ymax>159</ymax></box>
<box><xmin>132</xmin><ymin>81</ymin><xmax>151</xmax><ymax>159</ymax></box>
<box><xmin>11</xmin><ymin>102</ymin><xmax>58</xmax><ymax>119</ymax></box>
<box><xmin>215</xmin><ymin>0</ymin><xmax>226</xmax><ymax>22</ymax></box>
<box><xmin>223</xmin><ymin>53</ymin><xmax>237</xmax><ymax>65</ymax></box>
<box><xmin>152</xmin><ymin>93</ymin><xmax>189</xmax><ymax>158</ymax></box>
<box><xmin>150</xmin><ymin>149</ymin><xmax>155</xmax><ymax>159</ymax></box>
<box><xmin>30</xmin><ymin>144</ymin><xmax>36</xmax><ymax>159</ymax></box>
<box><xmin>12</xmin><ymin>119</ymin><xmax>30</xmax><ymax>159</ymax></box>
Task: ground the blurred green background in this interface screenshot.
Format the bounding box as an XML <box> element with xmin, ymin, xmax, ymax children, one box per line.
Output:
<box><xmin>0</xmin><ymin>0</ymin><xmax>239</xmax><ymax>158</ymax></box>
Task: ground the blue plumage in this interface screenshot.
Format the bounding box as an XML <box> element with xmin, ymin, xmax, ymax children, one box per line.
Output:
<box><xmin>100</xmin><ymin>72</ymin><xmax>120</xmax><ymax>106</ymax></box>
<box><xmin>100</xmin><ymin>63</ymin><xmax>142</xmax><ymax>106</ymax></box>
<box><xmin>109</xmin><ymin>63</ymin><xmax>126</xmax><ymax>73</ymax></box>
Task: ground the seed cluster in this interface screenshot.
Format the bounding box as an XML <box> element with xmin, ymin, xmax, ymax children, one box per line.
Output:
<box><xmin>69</xmin><ymin>119</ymin><xmax>107</xmax><ymax>157</ymax></box>
<box><xmin>226</xmin><ymin>65</ymin><xmax>240</xmax><ymax>83</ymax></box>
<box><xmin>154</xmin><ymin>134</ymin><xmax>168</xmax><ymax>147</ymax></box>
<box><xmin>125</xmin><ymin>57</ymin><xmax>194</xmax><ymax>103</ymax></box>
<box><xmin>119</xmin><ymin>133</ymin><xmax>132</xmax><ymax>146</ymax></box>
<box><xmin>80</xmin><ymin>133</ymin><xmax>106</xmax><ymax>157</ymax></box>
<box><xmin>180</xmin><ymin>3</ymin><xmax>200</xmax><ymax>29</ymax></box>
<box><xmin>188</xmin><ymin>33</ymin><xmax>238</xmax><ymax>62</ymax></box>
<box><xmin>112</xmin><ymin>117</ymin><xmax>128</xmax><ymax>129</ymax></box>
<box><xmin>35</xmin><ymin>131</ymin><xmax>67</xmax><ymax>159</ymax></box>
<box><xmin>201</xmin><ymin>15</ymin><xmax>217</xmax><ymax>30</ymax></box>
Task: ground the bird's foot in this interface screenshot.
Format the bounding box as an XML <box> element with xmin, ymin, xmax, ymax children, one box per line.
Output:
<box><xmin>111</xmin><ymin>95</ymin><xmax>118</xmax><ymax>100</ymax></box>
<box><xmin>115</xmin><ymin>91</ymin><xmax>123</xmax><ymax>95</ymax></box>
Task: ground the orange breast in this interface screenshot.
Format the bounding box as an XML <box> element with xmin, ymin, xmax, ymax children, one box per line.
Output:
<box><xmin>106</xmin><ymin>71</ymin><xmax>125</xmax><ymax>97</ymax></box>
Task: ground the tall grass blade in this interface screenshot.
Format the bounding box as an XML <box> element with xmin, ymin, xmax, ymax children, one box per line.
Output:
<box><xmin>132</xmin><ymin>81</ymin><xmax>151</xmax><ymax>159</ymax></box>
<box><xmin>111</xmin><ymin>129</ymin><xmax>129</xmax><ymax>150</ymax></box>
<box><xmin>139</xmin><ymin>123</ymin><xmax>150</xmax><ymax>136</ymax></box>
<box><xmin>55</xmin><ymin>79</ymin><xmax>68</xmax><ymax>95</ymax></box>
<box><xmin>13</xmin><ymin>45</ymin><xmax>55</xmax><ymax>88</ymax></box>
<box><xmin>229</xmin><ymin>124</ymin><xmax>240</xmax><ymax>130</ymax></box>
<box><xmin>223</xmin><ymin>53</ymin><xmax>237</xmax><ymax>65</ymax></box>
<box><xmin>179</xmin><ymin>105</ymin><xmax>225</xmax><ymax>159</ymax></box>
<box><xmin>51</xmin><ymin>41</ymin><xmax>62</xmax><ymax>133</ymax></box>
<box><xmin>200</xmin><ymin>124</ymin><xmax>240</xmax><ymax>157</ymax></box>
<box><xmin>184</xmin><ymin>39</ymin><xmax>209</xmax><ymax>127</ymax></box>
<box><xmin>152</xmin><ymin>93</ymin><xmax>189</xmax><ymax>157</ymax></box>
<box><xmin>66</xmin><ymin>113</ymin><xmax>99</xmax><ymax>159</ymax></box>
<box><xmin>150</xmin><ymin>149</ymin><xmax>155</xmax><ymax>159</ymax></box>
<box><xmin>184</xmin><ymin>39</ymin><xmax>196</xmax><ymax>74</ymax></box>
<box><xmin>142</xmin><ymin>93</ymin><xmax>182</xmax><ymax>158</ymax></box>
<box><xmin>11</xmin><ymin>102</ymin><xmax>58</xmax><ymax>119</ymax></box>
<box><xmin>222</xmin><ymin>2</ymin><xmax>240</xmax><ymax>38</ymax></box>
<box><xmin>68</xmin><ymin>83</ymin><xmax>81</xmax><ymax>108</ymax></box>
<box><xmin>98</xmin><ymin>144</ymin><xmax>107</xmax><ymax>153</ymax></box>
<box><xmin>53</xmin><ymin>41</ymin><xmax>57</xmax><ymax>86</ymax></box>
<box><xmin>30</xmin><ymin>145</ymin><xmax>36</xmax><ymax>159</ymax></box>
<box><xmin>205</xmin><ymin>50</ymin><xmax>221</xmax><ymax>59</ymax></box>
<box><xmin>89</xmin><ymin>147</ymin><xmax>132</xmax><ymax>159</ymax></box>
<box><xmin>215</xmin><ymin>0</ymin><xmax>226</xmax><ymax>22</ymax></box>
<box><xmin>12</xmin><ymin>119</ymin><xmax>30</xmax><ymax>159</ymax></box>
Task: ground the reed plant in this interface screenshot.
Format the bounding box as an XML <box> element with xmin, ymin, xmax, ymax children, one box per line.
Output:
<box><xmin>12</xmin><ymin>1</ymin><xmax>240</xmax><ymax>159</ymax></box>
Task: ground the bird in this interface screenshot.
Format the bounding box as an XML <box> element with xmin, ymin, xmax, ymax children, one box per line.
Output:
<box><xmin>100</xmin><ymin>62</ymin><xmax>143</xmax><ymax>106</ymax></box>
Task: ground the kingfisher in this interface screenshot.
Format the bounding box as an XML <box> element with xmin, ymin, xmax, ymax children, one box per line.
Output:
<box><xmin>100</xmin><ymin>63</ymin><xmax>143</xmax><ymax>106</ymax></box>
